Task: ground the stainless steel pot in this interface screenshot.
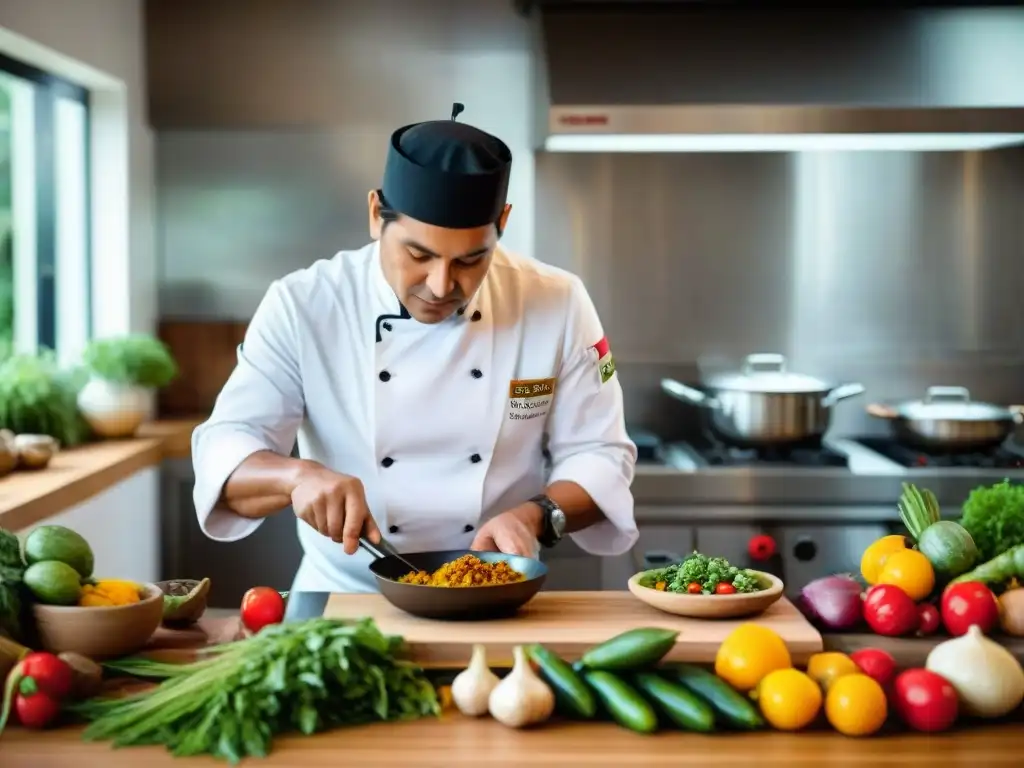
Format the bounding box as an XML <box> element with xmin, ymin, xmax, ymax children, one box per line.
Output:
<box><xmin>866</xmin><ymin>386</ymin><xmax>1024</xmax><ymax>452</ymax></box>
<box><xmin>660</xmin><ymin>353</ymin><xmax>866</xmax><ymax>448</ymax></box>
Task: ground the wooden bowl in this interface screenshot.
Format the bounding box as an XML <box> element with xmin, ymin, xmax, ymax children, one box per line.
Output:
<box><xmin>32</xmin><ymin>583</ymin><xmax>164</xmax><ymax>659</ymax></box>
<box><xmin>627</xmin><ymin>570</ymin><xmax>784</xmax><ymax>619</ymax></box>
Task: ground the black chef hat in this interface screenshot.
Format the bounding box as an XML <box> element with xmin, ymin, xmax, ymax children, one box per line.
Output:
<box><xmin>381</xmin><ymin>103</ymin><xmax>512</xmax><ymax>230</ymax></box>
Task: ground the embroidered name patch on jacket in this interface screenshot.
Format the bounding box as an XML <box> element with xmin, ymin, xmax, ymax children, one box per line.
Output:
<box><xmin>592</xmin><ymin>336</ymin><xmax>616</xmax><ymax>384</ymax></box>
<box><xmin>508</xmin><ymin>378</ymin><xmax>556</xmax><ymax>421</ymax></box>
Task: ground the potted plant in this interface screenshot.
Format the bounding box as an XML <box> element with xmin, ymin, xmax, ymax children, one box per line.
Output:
<box><xmin>77</xmin><ymin>334</ymin><xmax>178</xmax><ymax>439</ymax></box>
<box><xmin>0</xmin><ymin>352</ymin><xmax>91</xmax><ymax>457</ymax></box>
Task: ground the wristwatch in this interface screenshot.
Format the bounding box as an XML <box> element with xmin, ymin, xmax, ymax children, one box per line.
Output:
<box><xmin>530</xmin><ymin>494</ymin><xmax>566</xmax><ymax>548</ymax></box>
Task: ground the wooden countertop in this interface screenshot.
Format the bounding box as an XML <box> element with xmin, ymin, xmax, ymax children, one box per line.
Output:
<box><xmin>0</xmin><ymin>418</ymin><xmax>202</xmax><ymax>532</ymax></box>
<box><xmin>3</xmin><ymin>713</ymin><xmax>1022</xmax><ymax>767</ymax></box>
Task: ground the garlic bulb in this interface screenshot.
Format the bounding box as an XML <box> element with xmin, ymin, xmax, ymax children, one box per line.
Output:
<box><xmin>488</xmin><ymin>645</ymin><xmax>556</xmax><ymax>728</ymax></box>
<box><xmin>925</xmin><ymin>624</ymin><xmax>1024</xmax><ymax>718</ymax></box>
<box><xmin>451</xmin><ymin>644</ymin><xmax>500</xmax><ymax>717</ymax></box>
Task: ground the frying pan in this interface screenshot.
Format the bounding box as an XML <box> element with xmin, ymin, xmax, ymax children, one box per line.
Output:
<box><xmin>359</xmin><ymin>537</ymin><xmax>547</xmax><ymax>620</ymax></box>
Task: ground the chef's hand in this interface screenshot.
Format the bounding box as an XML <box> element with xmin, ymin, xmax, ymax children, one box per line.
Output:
<box><xmin>470</xmin><ymin>506</ymin><xmax>542</xmax><ymax>558</ymax></box>
<box><xmin>290</xmin><ymin>463</ymin><xmax>381</xmax><ymax>554</ymax></box>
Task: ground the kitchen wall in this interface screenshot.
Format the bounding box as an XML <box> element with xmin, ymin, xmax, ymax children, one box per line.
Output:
<box><xmin>152</xmin><ymin>0</ymin><xmax>535</xmax><ymax>319</ymax></box>
<box><xmin>536</xmin><ymin>146</ymin><xmax>1024</xmax><ymax>440</ymax></box>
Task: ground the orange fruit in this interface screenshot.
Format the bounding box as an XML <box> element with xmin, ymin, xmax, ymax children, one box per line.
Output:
<box><xmin>715</xmin><ymin>624</ymin><xmax>792</xmax><ymax>692</ymax></box>
<box><xmin>877</xmin><ymin>549</ymin><xmax>935</xmax><ymax>601</ymax></box>
<box><xmin>825</xmin><ymin>673</ymin><xmax>888</xmax><ymax>737</ymax></box>
<box><xmin>756</xmin><ymin>669</ymin><xmax>822</xmax><ymax>731</ymax></box>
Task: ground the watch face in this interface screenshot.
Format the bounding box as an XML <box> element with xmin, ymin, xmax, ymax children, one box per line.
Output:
<box><xmin>550</xmin><ymin>507</ymin><xmax>567</xmax><ymax>538</ymax></box>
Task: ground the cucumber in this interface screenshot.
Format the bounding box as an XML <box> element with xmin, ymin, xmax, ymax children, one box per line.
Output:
<box><xmin>632</xmin><ymin>672</ymin><xmax>715</xmax><ymax>732</ymax></box>
<box><xmin>582</xmin><ymin>670</ymin><xmax>658</xmax><ymax>734</ymax></box>
<box><xmin>579</xmin><ymin>628</ymin><xmax>679</xmax><ymax>671</ymax></box>
<box><xmin>528</xmin><ymin>644</ymin><xmax>597</xmax><ymax>719</ymax></box>
<box><xmin>668</xmin><ymin>664</ymin><xmax>764</xmax><ymax>730</ymax></box>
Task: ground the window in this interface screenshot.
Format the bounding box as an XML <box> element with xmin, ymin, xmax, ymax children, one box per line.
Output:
<box><xmin>0</xmin><ymin>52</ymin><xmax>91</xmax><ymax>366</ymax></box>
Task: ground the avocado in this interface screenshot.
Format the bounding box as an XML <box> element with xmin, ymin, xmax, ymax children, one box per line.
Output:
<box><xmin>24</xmin><ymin>526</ymin><xmax>94</xmax><ymax>579</ymax></box>
<box><xmin>24</xmin><ymin>560</ymin><xmax>83</xmax><ymax>606</ymax></box>
<box><xmin>160</xmin><ymin>577</ymin><xmax>211</xmax><ymax>626</ymax></box>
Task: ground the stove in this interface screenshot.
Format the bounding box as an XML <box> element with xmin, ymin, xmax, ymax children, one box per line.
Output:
<box><xmin>852</xmin><ymin>437</ymin><xmax>1024</xmax><ymax>470</ymax></box>
<box><xmin>687</xmin><ymin>435</ymin><xmax>850</xmax><ymax>469</ymax></box>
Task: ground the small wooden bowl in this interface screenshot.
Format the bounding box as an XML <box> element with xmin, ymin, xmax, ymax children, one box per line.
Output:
<box><xmin>627</xmin><ymin>570</ymin><xmax>784</xmax><ymax>619</ymax></box>
<box><xmin>32</xmin><ymin>583</ymin><xmax>164</xmax><ymax>659</ymax></box>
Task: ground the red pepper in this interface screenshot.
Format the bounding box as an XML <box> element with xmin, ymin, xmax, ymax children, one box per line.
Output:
<box><xmin>714</xmin><ymin>582</ymin><xmax>737</xmax><ymax>595</ymax></box>
<box><xmin>0</xmin><ymin>652</ymin><xmax>72</xmax><ymax>734</ymax></box>
<box><xmin>686</xmin><ymin>582</ymin><xmax>703</xmax><ymax>594</ymax></box>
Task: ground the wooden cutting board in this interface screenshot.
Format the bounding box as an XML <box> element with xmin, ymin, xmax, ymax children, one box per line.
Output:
<box><xmin>324</xmin><ymin>591</ymin><xmax>823</xmax><ymax>667</ymax></box>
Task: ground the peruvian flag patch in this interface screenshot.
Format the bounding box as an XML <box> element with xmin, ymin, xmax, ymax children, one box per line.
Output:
<box><xmin>592</xmin><ymin>336</ymin><xmax>616</xmax><ymax>384</ymax></box>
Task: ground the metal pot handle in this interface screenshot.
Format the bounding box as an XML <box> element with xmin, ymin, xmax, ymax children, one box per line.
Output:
<box><xmin>742</xmin><ymin>353</ymin><xmax>786</xmax><ymax>375</ymax></box>
<box><xmin>821</xmin><ymin>382</ymin><xmax>867</xmax><ymax>407</ymax></box>
<box><xmin>925</xmin><ymin>386</ymin><xmax>971</xmax><ymax>403</ymax></box>
<box><xmin>660</xmin><ymin>378</ymin><xmax>721</xmax><ymax>410</ymax></box>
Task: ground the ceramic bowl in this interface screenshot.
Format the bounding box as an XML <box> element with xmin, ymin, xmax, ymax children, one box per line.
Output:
<box><xmin>627</xmin><ymin>569</ymin><xmax>784</xmax><ymax>619</ymax></box>
<box><xmin>32</xmin><ymin>582</ymin><xmax>164</xmax><ymax>659</ymax></box>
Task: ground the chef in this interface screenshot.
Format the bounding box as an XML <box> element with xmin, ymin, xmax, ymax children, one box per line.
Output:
<box><xmin>191</xmin><ymin>104</ymin><xmax>638</xmax><ymax>593</ymax></box>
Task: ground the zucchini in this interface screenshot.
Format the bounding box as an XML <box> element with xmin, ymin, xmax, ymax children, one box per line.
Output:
<box><xmin>668</xmin><ymin>664</ymin><xmax>764</xmax><ymax>730</ymax></box>
<box><xmin>528</xmin><ymin>645</ymin><xmax>597</xmax><ymax>719</ymax></box>
<box><xmin>582</xmin><ymin>670</ymin><xmax>658</xmax><ymax>734</ymax></box>
<box><xmin>579</xmin><ymin>628</ymin><xmax>679</xmax><ymax>671</ymax></box>
<box><xmin>632</xmin><ymin>672</ymin><xmax>715</xmax><ymax>732</ymax></box>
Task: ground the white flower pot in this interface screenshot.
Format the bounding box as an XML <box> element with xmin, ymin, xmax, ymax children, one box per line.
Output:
<box><xmin>77</xmin><ymin>378</ymin><xmax>155</xmax><ymax>439</ymax></box>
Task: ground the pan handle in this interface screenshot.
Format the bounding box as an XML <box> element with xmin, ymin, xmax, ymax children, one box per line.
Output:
<box><xmin>660</xmin><ymin>378</ymin><xmax>721</xmax><ymax>410</ymax></box>
<box><xmin>866</xmin><ymin>403</ymin><xmax>899</xmax><ymax>419</ymax></box>
<box><xmin>821</xmin><ymin>382</ymin><xmax>866</xmax><ymax>407</ymax></box>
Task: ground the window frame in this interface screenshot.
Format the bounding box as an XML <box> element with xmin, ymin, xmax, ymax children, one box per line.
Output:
<box><xmin>0</xmin><ymin>51</ymin><xmax>92</xmax><ymax>352</ymax></box>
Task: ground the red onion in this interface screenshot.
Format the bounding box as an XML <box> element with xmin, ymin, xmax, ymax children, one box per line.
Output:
<box><xmin>800</xmin><ymin>574</ymin><xmax>864</xmax><ymax>631</ymax></box>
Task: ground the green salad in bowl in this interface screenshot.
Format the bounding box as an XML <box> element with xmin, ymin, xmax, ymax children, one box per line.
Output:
<box><xmin>637</xmin><ymin>552</ymin><xmax>766</xmax><ymax>596</ymax></box>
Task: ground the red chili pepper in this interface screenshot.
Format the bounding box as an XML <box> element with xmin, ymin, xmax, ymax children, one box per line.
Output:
<box><xmin>0</xmin><ymin>652</ymin><xmax>71</xmax><ymax>734</ymax></box>
<box><xmin>747</xmin><ymin>534</ymin><xmax>776</xmax><ymax>561</ymax></box>
<box><xmin>715</xmin><ymin>582</ymin><xmax>737</xmax><ymax>595</ymax></box>
<box><xmin>687</xmin><ymin>582</ymin><xmax>703</xmax><ymax>594</ymax></box>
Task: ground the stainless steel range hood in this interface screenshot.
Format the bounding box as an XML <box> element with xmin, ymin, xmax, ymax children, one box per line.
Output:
<box><xmin>530</xmin><ymin>7</ymin><xmax>1024</xmax><ymax>152</ymax></box>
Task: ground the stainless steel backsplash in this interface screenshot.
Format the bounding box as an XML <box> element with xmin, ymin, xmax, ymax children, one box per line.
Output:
<box><xmin>534</xmin><ymin>148</ymin><xmax>1024</xmax><ymax>440</ymax></box>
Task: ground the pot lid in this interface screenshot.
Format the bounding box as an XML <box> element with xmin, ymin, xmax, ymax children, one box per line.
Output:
<box><xmin>898</xmin><ymin>386</ymin><xmax>1015</xmax><ymax>421</ymax></box>
<box><xmin>704</xmin><ymin>353</ymin><xmax>832</xmax><ymax>394</ymax></box>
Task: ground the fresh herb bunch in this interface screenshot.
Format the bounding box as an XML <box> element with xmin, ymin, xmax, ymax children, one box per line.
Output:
<box><xmin>0</xmin><ymin>527</ymin><xmax>25</xmax><ymax>641</ymax></box>
<box><xmin>71</xmin><ymin>617</ymin><xmax>440</xmax><ymax>764</ymax></box>
<box><xmin>0</xmin><ymin>352</ymin><xmax>91</xmax><ymax>446</ymax></box>
<box><xmin>646</xmin><ymin>551</ymin><xmax>762</xmax><ymax>594</ymax></box>
<box><xmin>961</xmin><ymin>479</ymin><xmax>1024</xmax><ymax>561</ymax></box>
<box><xmin>82</xmin><ymin>335</ymin><xmax>178</xmax><ymax>389</ymax></box>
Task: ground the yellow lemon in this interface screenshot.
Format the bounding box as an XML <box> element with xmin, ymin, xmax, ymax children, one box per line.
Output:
<box><xmin>714</xmin><ymin>623</ymin><xmax>792</xmax><ymax>692</ymax></box>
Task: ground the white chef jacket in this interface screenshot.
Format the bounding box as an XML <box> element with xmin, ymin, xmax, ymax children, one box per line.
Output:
<box><xmin>191</xmin><ymin>241</ymin><xmax>638</xmax><ymax>593</ymax></box>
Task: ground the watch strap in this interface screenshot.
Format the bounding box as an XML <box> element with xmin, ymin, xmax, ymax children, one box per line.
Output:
<box><xmin>530</xmin><ymin>494</ymin><xmax>562</xmax><ymax>548</ymax></box>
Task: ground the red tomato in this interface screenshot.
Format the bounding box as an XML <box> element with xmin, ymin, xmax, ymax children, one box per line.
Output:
<box><xmin>892</xmin><ymin>668</ymin><xmax>959</xmax><ymax>732</ymax></box>
<box><xmin>941</xmin><ymin>581</ymin><xmax>999</xmax><ymax>637</ymax></box>
<box><xmin>747</xmin><ymin>534</ymin><xmax>776</xmax><ymax>561</ymax></box>
<box><xmin>240</xmin><ymin>587</ymin><xmax>286</xmax><ymax>633</ymax></box>
<box><xmin>714</xmin><ymin>582</ymin><xmax>737</xmax><ymax>595</ymax></box>
<box><xmin>863</xmin><ymin>584</ymin><xmax>919</xmax><ymax>637</ymax></box>
<box><xmin>916</xmin><ymin>603</ymin><xmax>940</xmax><ymax>636</ymax></box>
<box><xmin>849</xmin><ymin>648</ymin><xmax>897</xmax><ymax>687</ymax></box>
<box><xmin>14</xmin><ymin>689</ymin><xmax>62</xmax><ymax>729</ymax></box>
<box><xmin>686</xmin><ymin>582</ymin><xmax>703</xmax><ymax>594</ymax></box>
<box><xmin>18</xmin><ymin>653</ymin><xmax>73</xmax><ymax>699</ymax></box>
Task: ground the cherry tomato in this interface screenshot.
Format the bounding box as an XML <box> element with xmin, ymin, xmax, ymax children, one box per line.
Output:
<box><xmin>715</xmin><ymin>582</ymin><xmax>737</xmax><ymax>595</ymax></box>
<box><xmin>892</xmin><ymin>668</ymin><xmax>959</xmax><ymax>732</ymax></box>
<box><xmin>863</xmin><ymin>584</ymin><xmax>919</xmax><ymax>637</ymax></box>
<box><xmin>849</xmin><ymin>648</ymin><xmax>897</xmax><ymax>688</ymax></box>
<box><xmin>941</xmin><ymin>581</ymin><xmax>999</xmax><ymax>637</ymax></box>
<box><xmin>18</xmin><ymin>653</ymin><xmax>73</xmax><ymax>699</ymax></box>
<box><xmin>687</xmin><ymin>582</ymin><xmax>703</xmax><ymax>594</ymax></box>
<box><xmin>916</xmin><ymin>603</ymin><xmax>940</xmax><ymax>636</ymax></box>
<box><xmin>240</xmin><ymin>587</ymin><xmax>286</xmax><ymax>633</ymax></box>
<box><xmin>747</xmin><ymin>534</ymin><xmax>776</xmax><ymax>561</ymax></box>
